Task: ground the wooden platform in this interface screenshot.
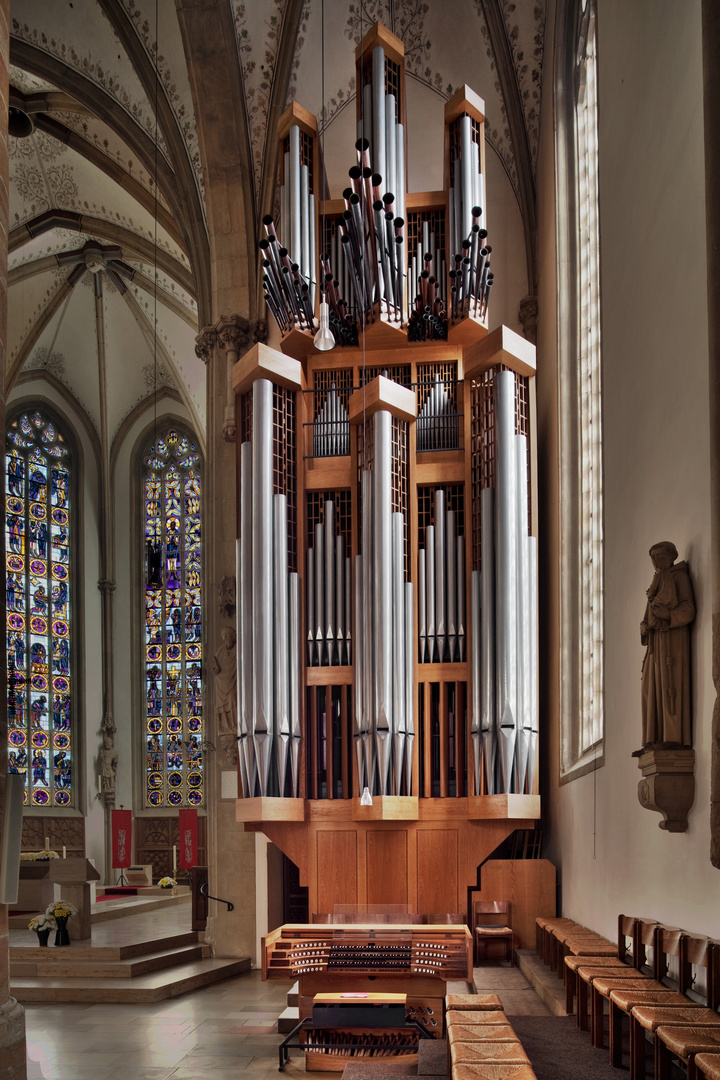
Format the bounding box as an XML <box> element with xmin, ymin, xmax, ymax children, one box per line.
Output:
<box><xmin>9</xmin><ymin>896</ymin><xmax>250</xmax><ymax>1003</ymax></box>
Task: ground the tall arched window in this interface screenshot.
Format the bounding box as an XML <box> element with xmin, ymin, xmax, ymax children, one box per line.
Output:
<box><xmin>6</xmin><ymin>409</ymin><xmax>73</xmax><ymax>807</ymax></box>
<box><xmin>556</xmin><ymin>0</ymin><xmax>604</xmax><ymax>777</ymax></box>
<box><xmin>142</xmin><ymin>427</ymin><xmax>204</xmax><ymax>808</ymax></box>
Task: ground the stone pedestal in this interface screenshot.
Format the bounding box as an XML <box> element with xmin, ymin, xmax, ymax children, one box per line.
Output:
<box><xmin>47</xmin><ymin>859</ymin><xmax>101</xmax><ymax>940</ymax></box>
<box><xmin>635</xmin><ymin>746</ymin><xmax>695</xmax><ymax>832</ymax></box>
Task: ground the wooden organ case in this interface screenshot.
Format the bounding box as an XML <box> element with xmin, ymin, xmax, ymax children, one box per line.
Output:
<box><xmin>235</xmin><ymin>18</ymin><xmax>539</xmax><ymax>978</ymax></box>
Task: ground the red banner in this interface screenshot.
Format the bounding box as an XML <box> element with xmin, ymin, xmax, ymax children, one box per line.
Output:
<box><xmin>111</xmin><ymin>809</ymin><xmax>132</xmax><ymax>868</ymax></box>
<box><xmin>178</xmin><ymin>809</ymin><xmax>198</xmax><ymax>870</ymax></box>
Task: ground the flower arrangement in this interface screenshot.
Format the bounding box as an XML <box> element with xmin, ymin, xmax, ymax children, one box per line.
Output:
<box><xmin>46</xmin><ymin>901</ymin><xmax>77</xmax><ymax>920</ymax></box>
<box><xmin>28</xmin><ymin>914</ymin><xmax>57</xmax><ymax>933</ymax></box>
<box><xmin>20</xmin><ymin>850</ymin><xmax>60</xmax><ymax>861</ymax></box>
<box><xmin>158</xmin><ymin>877</ymin><xmax>176</xmax><ymax>889</ymax></box>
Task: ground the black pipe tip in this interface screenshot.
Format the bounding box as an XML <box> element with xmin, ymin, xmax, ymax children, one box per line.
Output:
<box><xmin>424</xmin><ymin>253</ymin><xmax>432</xmax><ymax>263</ymax></box>
<box><xmin>383</xmin><ymin>193</ymin><xmax>395</xmax><ymax>205</ymax></box>
<box><xmin>342</xmin><ymin>187</ymin><xmax>353</xmax><ymax>201</ymax></box>
<box><xmin>262</xmin><ymin>214</ymin><xmax>275</xmax><ymax>226</ymax></box>
<box><xmin>258</xmin><ymin>239</ymin><xmax>270</xmax><ymax>249</ymax></box>
<box><xmin>472</xmin><ymin>206</ymin><xmax>482</xmax><ymax>217</ymax></box>
<box><xmin>350</xmin><ymin>193</ymin><xmax>360</xmax><ymax>205</ymax></box>
<box><xmin>356</xmin><ymin>138</ymin><xmax>370</xmax><ymax>151</ymax></box>
<box><xmin>372</xmin><ymin>173</ymin><xmax>383</xmax><ymax>186</ymax></box>
<box><xmin>349</xmin><ymin>165</ymin><xmax>362</xmax><ymax>179</ymax></box>
<box><xmin>385</xmin><ymin>211</ymin><xmax>394</xmax><ymax>220</ymax></box>
<box><xmin>362</xmin><ymin>167</ymin><xmax>373</xmax><ymax>179</ymax></box>
<box><xmin>393</xmin><ymin>217</ymin><xmax>404</xmax><ymax>229</ymax></box>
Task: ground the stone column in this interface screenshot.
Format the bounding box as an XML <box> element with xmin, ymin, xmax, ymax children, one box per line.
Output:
<box><xmin>0</xmin><ymin>0</ymin><xmax>27</xmax><ymax>1074</ymax></box>
<box><xmin>196</xmin><ymin>319</ymin><xmax>257</xmax><ymax>962</ymax></box>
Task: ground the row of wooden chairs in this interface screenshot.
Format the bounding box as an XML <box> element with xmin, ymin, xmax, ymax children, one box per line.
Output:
<box><xmin>536</xmin><ymin>914</ymin><xmax>720</xmax><ymax>1080</ymax></box>
<box><xmin>445</xmin><ymin>992</ymin><xmax>538</xmax><ymax>1079</ymax></box>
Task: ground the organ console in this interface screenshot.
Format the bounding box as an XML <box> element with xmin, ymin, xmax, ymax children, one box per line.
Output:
<box><xmin>265</xmin><ymin>922</ymin><xmax>472</xmax><ymax>1068</ymax></box>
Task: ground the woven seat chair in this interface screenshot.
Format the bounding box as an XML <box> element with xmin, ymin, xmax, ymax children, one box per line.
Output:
<box><xmin>535</xmin><ymin>916</ymin><xmax>577</xmax><ymax>964</ymax></box>
<box><xmin>571</xmin><ymin>915</ymin><xmax>644</xmax><ymax>1031</ymax></box>
<box><xmin>695</xmin><ymin>1052</ymin><xmax>720</xmax><ymax>1080</ymax></box>
<box><xmin>625</xmin><ymin>937</ymin><xmax>720</xmax><ymax>1080</ymax></box>
<box><xmin>474</xmin><ymin>901</ymin><xmax>515</xmax><ymax>966</ymax></box>
<box><xmin>655</xmin><ymin>1024</ymin><xmax>720</xmax><ymax>1080</ymax></box>
<box><xmin>446</xmin><ymin>993</ymin><xmax>503</xmax><ymax>1012</ymax></box>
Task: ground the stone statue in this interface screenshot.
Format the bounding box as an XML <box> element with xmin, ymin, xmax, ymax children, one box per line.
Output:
<box><xmin>212</xmin><ymin>625</ymin><xmax>237</xmax><ymax>737</ymax></box>
<box><xmin>640</xmin><ymin>541</ymin><xmax>695</xmax><ymax>749</ymax></box>
<box><xmin>99</xmin><ymin>729</ymin><xmax>118</xmax><ymax>794</ymax></box>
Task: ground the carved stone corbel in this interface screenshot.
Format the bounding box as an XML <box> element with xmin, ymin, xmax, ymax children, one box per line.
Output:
<box><xmin>195</xmin><ymin>326</ymin><xmax>218</xmax><ymax>365</ymax></box>
<box><xmin>635</xmin><ymin>746</ymin><xmax>695</xmax><ymax>832</ymax></box>
<box><xmin>519</xmin><ymin>295</ymin><xmax>538</xmax><ymax>345</ymax></box>
<box><xmin>216</xmin><ymin>314</ymin><xmax>250</xmax><ymax>442</ymax></box>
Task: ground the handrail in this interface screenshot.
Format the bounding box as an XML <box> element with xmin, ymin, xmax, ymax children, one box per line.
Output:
<box><xmin>200</xmin><ymin>882</ymin><xmax>234</xmax><ymax>911</ymax></box>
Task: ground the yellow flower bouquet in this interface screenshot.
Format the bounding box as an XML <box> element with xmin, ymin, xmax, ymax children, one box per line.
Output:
<box><xmin>28</xmin><ymin>914</ymin><xmax>57</xmax><ymax>933</ymax></box>
<box><xmin>158</xmin><ymin>877</ymin><xmax>176</xmax><ymax>889</ymax></box>
<box><xmin>46</xmin><ymin>901</ymin><xmax>77</xmax><ymax>920</ymax></box>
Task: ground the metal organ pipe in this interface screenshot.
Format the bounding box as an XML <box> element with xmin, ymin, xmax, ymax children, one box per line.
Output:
<box><xmin>514</xmin><ymin>435</ymin><xmax>531</xmax><ymax>794</ymax></box>
<box><xmin>372</xmin><ymin>46</ymin><xmax>386</xmax><ymax>195</ymax></box>
<box><xmin>495</xmin><ymin>372</ymin><xmax>518</xmax><ymax>793</ymax></box>
<box><xmin>289</xmin><ymin>572</ymin><xmax>301</xmax><ymax>796</ymax></box>
<box><xmin>528</xmin><ymin>536</ymin><xmax>538</xmax><ymax>795</ymax></box>
<box><xmin>392</xmin><ymin>512</ymin><xmax>406</xmax><ymax>796</ymax></box>
<box><xmin>239</xmin><ymin>441</ymin><xmax>254</xmax><ymax>797</ymax></box>
<box><xmin>252</xmin><ymin>379</ymin><xmax>274</xmax><ymax>796</ymax></box>
<box><xmin>480</xmin><ymin>487</ymin><xmax>496</xmax><ymax>795</ymax></box>
<box><xmin>274</xmin><ymin>494</ymin><xmax>290</xmax><ymax>795</ymax></box>
<box><xmin>471</xmin><ymin>570</ymin><xmax>482</xmax><ymax>794</ymax></box>
<box><xmin>435</xmin><ymin>488</ymin><xmax>446</xmax><ymax>662</ymax></box>
<box><xmin>447</xmin><ymin>508</ymin><xmax>457</xmax><ymax>662</ymax></box>
<box><xmin>374</xmin><ymin>411</ymin><xmax>393</xmax><ymax>794</ymax></box>
<box><xmin>324</xmin><ymin>501</ymin><xmax>335</xmax><ymax>665</ymax></box>
<box><xmin>362</xmin><ymin>469</ymin><xmax>374</xmax><ymax>790</ymax></box>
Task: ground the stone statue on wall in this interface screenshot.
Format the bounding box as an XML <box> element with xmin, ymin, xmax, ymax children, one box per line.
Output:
<box><xmin>99</xmin><ymin>728</ymin><xmax>118</xmax><ymax>795</ymax></box>
<box><xmin>640</xmin><ymin>541</ymin><xmax>695</xmax><ymax>749</ymax></box>
<box><xmin>212</xmin><ymin>625</ymin><xmax>238</xmax><ymax>764</ymax></box>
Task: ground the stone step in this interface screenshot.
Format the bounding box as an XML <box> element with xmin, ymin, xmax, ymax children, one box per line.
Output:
<box><xmin>11</xmin><ymin>943</ymin><xmax>206</xmax><ymax>979</ymax></box>
<box><xmin>11</xmin><ymin>956</ymin><xmax>251</xmax><ymax>1003</ymax></box>
<box><xmin>278</xmin><ymin>1005</ymin><xmax>299</xmax><ymax>1033</ymax></box>
<box><xmin>287</xmin><ymin>979</ymin><xmax>299</xmax><ymax>1006</ymax></box>
<box><xmin>514</xmin><ymin>948</ymin><xmax>567</xmax><ymax>1017</ymax></box>
<box><xmin>10</xmin><ymin>929</ymin><xmax>200</xmax><ymax>962</ymax></box>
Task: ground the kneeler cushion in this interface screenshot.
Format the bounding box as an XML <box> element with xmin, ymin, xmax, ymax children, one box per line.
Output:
<box><xmin>450</xmin><ymin>1041</ymin><xmax>530</xmax><ymax>1065</ymax></box>
<box><xmin>454</xmin><ymin>1064</ymin><xmax>538</xmax><ymax>1080</ymax></box>
<box><xmin>448</xmin><ymin>1010</ymin><xmax>511</xmax><ymax>1025</ymax></box>
<box><xmin>448</xmin><ymin>1025</ymin><xmax>518</xmax><ymax>1043</ymax></box>
<box><xmin>447</xmin><ymin>993</ymin><xmax>503</xmax><ymax>1011</ymax></box>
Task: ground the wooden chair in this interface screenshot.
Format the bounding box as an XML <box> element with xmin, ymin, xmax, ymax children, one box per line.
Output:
<box><xmin>473</xmin><ymin>900</ymin><xmax>515</xmax><ymax>966</ymax></box>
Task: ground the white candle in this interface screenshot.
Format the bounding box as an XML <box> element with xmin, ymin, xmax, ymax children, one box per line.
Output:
<box><xmin>172</xmin><ymin>845</ymin><xmax>177</xmax><ymax>874</ymax></box>
<box><xmin>62</xmin><ymin>846</ymin><xmax>66</xmax><ymax>859</ymax></box>
<box><xmin>44</xmin><ymin>836</ymin><xmax>49</xmax><ymax>851</ymax></box>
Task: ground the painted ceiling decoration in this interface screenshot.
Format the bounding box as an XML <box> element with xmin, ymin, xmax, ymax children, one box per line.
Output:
<box><xmin>7</xmin><ymin>0</ymin><xmax>545</xmax><ymax>452</ymax></box>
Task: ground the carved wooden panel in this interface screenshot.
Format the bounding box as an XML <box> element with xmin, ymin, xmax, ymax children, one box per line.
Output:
<box><xmin>417</xmin><ymin>829</ymin><xmax>458</xmax><ymax>914</ymax></box>
<box><xmin>366</xmin><ymin>830</ymin><xmax>408</xmax><ymax>907</ymax></box>
<box><xmin>135</xmin><ymin>816</ymin><xmax>207</xmax><ymax>883</ymax></box>
<box><xmin>473</xmin><ymin>859</ymin><xmax>556</xmax><ymax>949</ymax></box>
<box><xmin>21</xmin><ymin>817</ymin><xmax>85</xmax><ymax>857</ymax></box>
<box><xmin>316</xmin><ymin>830</ymin><xmax>357</xmax><ymax>913</ymax></box>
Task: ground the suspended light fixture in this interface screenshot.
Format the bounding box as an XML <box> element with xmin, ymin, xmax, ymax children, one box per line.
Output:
<box><xmin>313</xmin><ymin>0</ymin><xmax>335</xmax><ymax>352</ymax></box>
<box><xmin>360</xmin><ymin>786</ymin><xmax>373</xmax><ymax>806</ymax></box>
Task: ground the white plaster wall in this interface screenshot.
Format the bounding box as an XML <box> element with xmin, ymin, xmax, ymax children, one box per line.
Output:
<box><xmin>539</xmin><ymin>0</ymin><xmax>716</xmax><ymax>939</ymax></box>
<box><xmin>7</xmin><ymin>378</ymin><xmax>105</xmax><ymax>868</ymax></box>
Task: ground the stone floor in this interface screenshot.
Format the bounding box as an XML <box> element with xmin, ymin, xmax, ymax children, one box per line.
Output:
<box><xmin>22</xmin><ymin>931</ymin><xmax>550</xmax><ymax>1080</ymax></box>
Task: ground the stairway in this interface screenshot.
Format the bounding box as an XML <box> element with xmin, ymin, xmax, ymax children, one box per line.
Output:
<box><xmin>10</xmin><ymin>900</ymin><xmax>251</xmax><ymax>1003</ymax></box>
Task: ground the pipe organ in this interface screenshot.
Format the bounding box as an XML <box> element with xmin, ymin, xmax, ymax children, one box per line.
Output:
<box><xmin>234</xmin><ymin>22</ymin><xmax>540</xmax><ymax>922</ymax></box>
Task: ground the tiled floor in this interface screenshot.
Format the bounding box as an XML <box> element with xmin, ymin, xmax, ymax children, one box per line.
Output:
<box><xmin>21</xmin><ymin>927</ymin><xmax>549</xmax><ymax>1080</ymax></box>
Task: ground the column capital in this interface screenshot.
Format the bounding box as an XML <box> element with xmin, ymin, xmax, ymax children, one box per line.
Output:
<box><xmin>518</xmin><ymin>294</ymin><xmax>538</xmax><ymax>345</ymax></box>
<box><xmin>195</xmin><ymin>325</ymin><xmax>218</xmax><ymax>364</ymax></box>
<box><xmin>215</xmin><ymin>313</ymin><xmax>250</xmax><ymax>356</ymax></box>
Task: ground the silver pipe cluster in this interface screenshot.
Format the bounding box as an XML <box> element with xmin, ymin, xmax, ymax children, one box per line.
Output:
<box><xmin>359</xmin><ymin>45</ymin><xmax>406</xmax><ymax>227</ymax></box>
<box><xmin>260</xmin><ymin>123</ymin><xmax>317</xmax><ymax>335</ymax></box>
<box><xmin>447</xmin><ymin>116</ymin><xmax>493</xmax><ymax>324</ymax></box>
<box><xmin>237</xmin><ymin>379</ymin><xmax>301</xmax><ymax>797</ymax></box>
<box><xmin>416</xmin><ymin>373</ymin><xmax>459</xmax><ymax>451</ymax></box>
<box><xmin>408</xmin><ymin>221</ymin><xmax>448</xmax><ymax>342</ymax></box>
<box><xmin>469</xmin><ymin>371</ymin><xmax>538</xmax><ymax>794</ymax></box>
<box><xmin>306</xmin><ymin>500</ymin><xmax>352</xmax><ymax>666</ymax></box>
<box><xmin>313</xmin><ymin>383</ymin><xmax>350</xmax><ymax>457</ymax></box>
<box><xmin>418</xmin><ymin>489</ymin><xmax>465</xmax><ymax>664</ymax></box>
<box><xmin>354</xmin><ymin>412</ymin><xmax>414</xmax><ymax>795</ymax></box>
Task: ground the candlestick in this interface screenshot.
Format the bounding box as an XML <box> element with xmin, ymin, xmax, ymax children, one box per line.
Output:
<box><xmin>172</xmin><ymin>845</ymin><xmax>177</xmax><ymax>875</ymax></box>
<box><xmin>62</xmin><ymin>846</ymin><xmax>67</xmax><ymax>859</ymax></box>
<box><xmin>44</xmin><ymin>835</ymin><xmax>49</xmax><ymax>851</ymax></box>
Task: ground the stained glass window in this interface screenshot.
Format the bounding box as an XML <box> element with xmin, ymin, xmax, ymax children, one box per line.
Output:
<box><xmin>143</xmin><ymin>428</ymin><xmax>203</xmax><ymax>808</ymax></box>
<box><xmin>6</xmin><ymin>410</ymin><xmax>73</xmax><ymax>807</ymax></box>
